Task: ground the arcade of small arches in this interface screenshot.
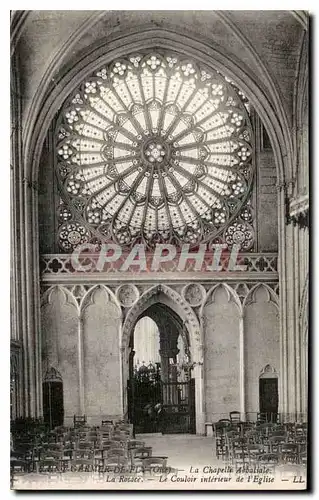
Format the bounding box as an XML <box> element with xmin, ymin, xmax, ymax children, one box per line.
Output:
<box><xmin>11</xmin><ymin>11</ymin><xmax>308</xmax><ymax>435</ymax></box>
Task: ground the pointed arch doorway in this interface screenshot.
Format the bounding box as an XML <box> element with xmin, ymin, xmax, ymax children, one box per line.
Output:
<box><xmin>128</xmin><ymin>302</ymin><xmax>196</xmax><ymax>435</ymax></box>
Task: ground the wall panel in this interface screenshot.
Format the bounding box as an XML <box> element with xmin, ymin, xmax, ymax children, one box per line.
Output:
<box><xmin>82</xmin><ymin>287</ymin><xmax>122</xmax><ymax>424</ymax></box>
<box><xmin>244</xmin><ymin>285</ymin><xmax>280</xmax><ymax>416</ymax></box>
<box><xmin>41</xmin><ymin>287</ymin><xmax>79</xmax><ymax>423</ymax></box>
<box><xmin>203</xmin><ymin>286</ymin><xmax>240</xmax><ymax>421</ymax></box>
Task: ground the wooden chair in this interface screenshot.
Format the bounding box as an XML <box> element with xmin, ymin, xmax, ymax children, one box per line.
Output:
<box><xmin>269</xmin><ymin>435</ymin><xmax>286</xmax><ymax>454</ymax></box>
<box><xmin>115</xmin><ymin>423</ymin><xmax>133</xmax><ymax>436</ymax></box>
<box><xmin>131</xmin><ymin>447</ymin><xmax>152</xmax><ymax>467</ymax></box>
<box><xmin>110</xmin><ymin>436</ymin><xmax>127</xmax><ymax>447</ymax></box>
<box><xmin>101</xmin><ymin>420</ymin><xmax>114</xmax><ymax>426</ymax></box>
<box><xmin>73</xmin><ymin>449</ymin><xmax>94</xmax><ymax>460</ymax></box>
<box><xmin>229</xmin><ymin>411</ymin><xmax>241</xmax><ymax>423</ymax></box>
<box><xmin>142</xmin><ymin>457</ymin><xmax>168</xmax><ymax>476</ymax></box>
<box><xmin>107</xmin><ymin>448</ymin><xmax>127</xmax><ymax>459</ymax></box>
<box><xmin>37</xmin><ymin>456</ymin><xmax>63</xmax><ymax>474</ymax></box>
<box><xmin>77</xmin><ymin>441</ymin><xmax>94</xmax><ymax>452</ymax></box>
<box><xmin>128</xmin><ymin>440</ymin><xmax>145</xmax><ymax>450</ymax></box>
<box><xmin>98</xmin><ymin>439</ymin><xmax>123</xmax><ymax>451</ymax></box>
<box><xmin>103</xmin><ymin>456</ymin><xmax>128</xmax><ymax>473</ymax></box>
<box><xmin>215</xmin><ymin>422</ymin><xmax>230</xmax><ymax>460</ymax></box>
<box><xmin>247</xmin><ymin>444</ymin><xmax>264</xmax><ymax>464</ymax></box>
<box><xmin>73</xmin><ymin>415</ymin><xmax>87</xmax><ymax>428</ymax></box>
<box><xmin>257</xmin><ymin>452</ymin><xmax>279</xmax><ymax>469</ymax></box>
<box><xmin>280</xmin><ymin>443</ymin><xmax>299</xmax><ymax>464</ymax></box>
<box><xmin>245</xmin><ymin>430</ymin><xmax>260</xmax><ymax>444</ymax></box>
<box><xmin>10</xmin><ymin>458</ymin><xmax>28</xmax><ymax>473</ymax></box>
<box><xmin>11</xmin><ymin>450</ymin><xmax>27</xmax><ymax>461</ymax></box>
<box><xmin>299</xmin><ymin>451</ymin><xmax>307</xmax><ymax>466</ymax></box>
<box><xmin>71</xmin><ymin>458</ymin><xmax>95</xmax><ymax>473</ymax></box>
<box><xmin>46</xmin><ymin>442</ymin><xmax>64</xmax><ymax>452</ymax></box>
<box><xmin>230</xmin><ymin>438</ymin><xmax>248</xmax><ymax>467</ymax></box>
<box><xmin>97</xmin><ymin>431</ymin><xmax>111</xmax><ymax>442</ymax></box>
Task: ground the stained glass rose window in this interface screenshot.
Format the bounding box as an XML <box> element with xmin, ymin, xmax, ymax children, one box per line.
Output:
<box><xmin>55</xmin><ymin>52</ymin><xmax>254</xmax><ymax>249</ymax></box>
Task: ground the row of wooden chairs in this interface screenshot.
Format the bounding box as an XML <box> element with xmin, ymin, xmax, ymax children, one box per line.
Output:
<box><xmin>215</xmin><ymin>420</ymin><xmax>307</xmax><ymax>467</ymax></box>
<box><xmin>11</xmin><ymin>419</ymin><xmax>170</xmax><ymax>485</ymax></box>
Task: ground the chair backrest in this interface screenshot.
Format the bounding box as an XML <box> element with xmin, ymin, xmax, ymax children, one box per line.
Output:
<box><xmin>132</xmin><ymin>447</ymin><xmax>152</xmax><ymax>458</ymax></box>
<box><xmin>299</xmin><ymin>451</ymin><xmax>307</xmax><ymax>464</ymax></box>
<box><xmin>107</xmin><ymin>448</ymin><xmax>127</xmax><ymax>457</ymax></box>
<box><xmin>74</xmin><ymin>415</ymin><xmax>87</xmax><ymax>428</ymax></box>
<box><xmin>111</xmin><ymin>436</ymin><xmax>127</xmax><ymax>445</ymax></box>
<box><xmin>281</xmin><ymin>443</ymin><xmax>298</xmax><ymax>453</ymax></box>
<box><xmin>41</xmin><ymin>450</ymin><xmax>64</xmax><ymax>459</ymax></box>
<box><xmin>247</xmin><ymin>443</ymin><xmax>263</xmax><ymax>454</ymax></box>
<box><xmin>128</xmin><ymin>440</ymin><xmax>145</xmax><ymax>449</ymax></box>
<box><xmin>229</xmin><ymin>411</ymin><xmax>241</xmax><ymax>422</ymax></box>
<box><xmin>142</xmin><ymin>457</ymin><xmax>167</xmax><ymax>469</ymax></box>
<box><xmin>258</xmin><ymin>453</ymin><xmax>279</xmax><ymax>464</ymax></box>
<box><xmin>86</xmin><ymin>435</ymin><xmax>98</xmax><ymax>443</ymax></box>
<box><xmin>98</xmin><ymin>431</ymin><xmax>111</xmax><ymax>440</ymax></box>
<box><xmin>10</xmin><ymin>459</ymin><xmax>27</xmax><ymax>472</ymax></box>
<box><xmin>47</xmin><ymin>443</ymin><xmax>63</xmax><ymax>451</ymax></box>
<box><xmin>102</xmin><ymin>440</ymin><xmax>123</xmax><ymax>450</ymax></box>
<box><xmin>269</xmin><ymin>435</ymin><xmax>286</xmax><ymax>443</ymax></box>
<box><xmin>104</xmin><ymin>456</ymin><xmax>128</xmax><ymax>467</ymax></box>
<box><xmin>71</xmin><ymin>458</ymin><xmax>94</xmax><ymax>471</ymax></box>
<box><xmin>269</xmin><ymin>430</ymin><xmax>287</xmax><ymax>438</ymax></box>
<box><xmin>73</xmin><ymin>449</ymin><xmax>94</xmax><ymax>459</ymax></box>
<box><xmin>11</xmin><ymin>451</ymin><xmax>27</xmax><ymax>460</ymax></box>
<box><xmin>77</xmin><ymin>440</ymin><xmax>94</xmax><ymax>450</ymax></box>
<box><xmin>101</xmin><ymin>420</ymin><xmax>113</xmax><ymax>426</ymax></box>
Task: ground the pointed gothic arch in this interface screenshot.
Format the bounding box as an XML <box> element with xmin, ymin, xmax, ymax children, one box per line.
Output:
<box><xmin>199</xmin><ymin>283</ymin><xmax>242</xmax><ymax>321</ymax></box>
<box><xmin>122</xmin><ymin>284</ymin><xmax>201</xmax><ymax>362</ymax></box>
<box><xmin>243</xmin><ymin>283</ymin><xmax>279</xmax><ymax>309</ymax></box>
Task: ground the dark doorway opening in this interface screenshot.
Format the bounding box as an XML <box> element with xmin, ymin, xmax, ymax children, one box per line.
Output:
<box><xmin>259</xmin><ymin>377</ymin><xmax>278</xmax><ymax>423</ymax></box>
<box><xmin>128</xmin><ymin>303</ymin><xmax>196</xmax><ymax>434</ymax></box>
<box><xmin>43</xmin><ymin>368</ymin><xmax>64</xmax><ymax>429</ymax></box>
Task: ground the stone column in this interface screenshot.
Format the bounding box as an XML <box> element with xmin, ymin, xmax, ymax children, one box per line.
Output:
<box><xmin>11</xmin><ymin>56</ymin><xmax>42</xmax><ymax>419</ymax></box>
<box><xmin>159</xmin><ymin>349</ymin><xmax>170</xmax><ymax>404</ymax></box>
<box><xmin>194</xmin><ymin>344</ymin><xmax>205</xmax><ymax>435</ymax></box>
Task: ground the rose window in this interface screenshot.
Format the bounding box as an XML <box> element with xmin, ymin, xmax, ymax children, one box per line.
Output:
<box><xmin>55</xmin><ymin>51</ymin><xmax>254</xmax><ymax>248</ymax></box>
<box><xmin>144</xmin><ymin>142</ymin><xmax>166</xmax><ymax>163</ymax></box>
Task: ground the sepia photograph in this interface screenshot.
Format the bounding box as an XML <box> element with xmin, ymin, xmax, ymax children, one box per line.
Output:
<box><xmin>10</xmin><ymin>8</ymin><xmax>309</xmax><ymax>490</ymax></box>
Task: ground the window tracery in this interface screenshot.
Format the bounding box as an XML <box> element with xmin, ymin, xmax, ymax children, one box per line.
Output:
<box><xmin>55</xmin><ymin>51</ymin><xmax>254</xmax><ymax>250</ymax></box>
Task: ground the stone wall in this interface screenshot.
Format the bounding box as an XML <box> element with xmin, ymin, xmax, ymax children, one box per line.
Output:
<box><xmin>203</xmin><ymin>285</ymin><xmax>240</xmax><ymax>421</ymax></box>
<box><xmin>244</xmin><ymin>285</ymin><xmax>280</xmax><ymax>415</ymax></box>
<box><xmin>202</xmin><ymin>283</ymin><xmax>279</xmax><ymax>421</ymax></box>
<box><xmin>41</xmin><ymin>285</ymin><xmax>122</xmax><ymax>426</ymax></box>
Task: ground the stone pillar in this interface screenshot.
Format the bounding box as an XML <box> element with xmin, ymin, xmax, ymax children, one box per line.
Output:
<box><xmin>194</xmin><ymin>344</ymin><xmax>205</xmax><ymax>435</ymax></box>
<box><xmin>11</xmin><ymin>55</ymin><xmax>42</xmax><ymax>419</ymax></box>
<box><xmin>159</xmin><ymin>349</ymin><xmax>169</xmax><ymax>404</ymax></box>
<box><xmin>169</xmin><ymin>349</ymin><xmax>179</xmax><ymax>405</ymax></box>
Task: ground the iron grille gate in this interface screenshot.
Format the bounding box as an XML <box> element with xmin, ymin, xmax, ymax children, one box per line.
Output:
<box><xmin>161</xmin><ymin>379</ymin><xmax>196</xmax><ymax>434</ymax></box>
<box><xmin>128</xmin><ymin>372</ymin><xmax>196</xmax><ymax>434</ymax></box>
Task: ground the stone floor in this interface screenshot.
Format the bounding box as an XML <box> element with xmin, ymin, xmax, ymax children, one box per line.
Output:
<box><xmin>136</xmin><ymin>433</ymin><xmax>216</xmax><ymax>470</ymax></box>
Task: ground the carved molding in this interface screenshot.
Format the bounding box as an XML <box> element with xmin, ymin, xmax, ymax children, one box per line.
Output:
<box><xmin>43</xmin><ymin>366</ymin><xmax>63</xmax><ymax>382</ymax></box>
<box><xmin>40</xmin><ymin>283</ymin><xmax>122</xmax><ymax>318</ymax></box>
<box><xmin>200</xmin><ymin>282</ymin><xmax>243</xmax><ymax>317</ymax></box>
<box><xmin>259</xmin><ymin>364</ymin><xmax>278</xmax><ymax>378</ymax></box>
<box><xmin>182</xmin><ymin>283</ymin><xmax>206</xmax><ymax>307</ymax></box>
<box><xmin>116</xmin><ymin>284</ymin><xmax>140</xmax><ymax>308</ymax></box>
<box><xmin>40</xmin><ymin>252</ymin><xmax>279</xmax><ymax>281</ymax></box>
<box><xmin>287</xmin><ymin>194</ymin><xmax>309</xmax><ymax>228</ymax></box>
<box><xmin>243</xmin><ymin>283</ymin><xmax>279</xmax><ymax>309</ymax></box>
<box><xmin>121</xmin><ymin>284</ymin><xmax>202</xmax><ymax>360</ymax></box>
<box><xmin>41</xmin><ymin>285</ymin><xmax>79</xmax><ymax>311</ymax></box>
